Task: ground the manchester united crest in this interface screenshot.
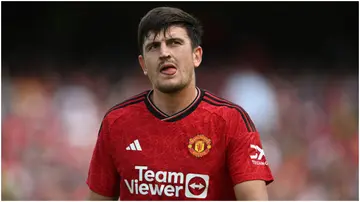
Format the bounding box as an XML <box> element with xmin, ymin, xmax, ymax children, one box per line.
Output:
<box><xmin>188</xmin><ymin>135</ymin><xmax>212</xmax><ymax>158</ymax></box>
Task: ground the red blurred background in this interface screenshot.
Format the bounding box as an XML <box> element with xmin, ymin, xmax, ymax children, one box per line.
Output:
<box><xmin>2</xmin><ymin>2</ymin><xmax>358</xmax><ymax>200</ymax></box>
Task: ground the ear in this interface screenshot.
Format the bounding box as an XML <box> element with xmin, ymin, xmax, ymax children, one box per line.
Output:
<box><xmin>138</xmin><ymin>55</ymin><xmax>148</xmax><ymax>75</ymax></box>
<box><xmin>193</xmin><ymin>46</ymin><xmax>203</xmax><ymax>68</ymax></box>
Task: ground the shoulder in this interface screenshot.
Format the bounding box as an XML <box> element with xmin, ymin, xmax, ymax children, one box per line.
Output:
<box><xmin>201</xmin><ymin>89</ymin><xmax>248</xmax><ymax>116</ymax></box>
<box><xmin>103</xmin><ymin>90</ymin><xmax>149</xmax><ymax>123</ymax></box>
<box><xmin>201</xmin><ymin>89</ymin><xmax>256</xmax><ymax>132</ymax></box>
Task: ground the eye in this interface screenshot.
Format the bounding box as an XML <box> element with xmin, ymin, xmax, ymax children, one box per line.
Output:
<box><xmin>147</xmin><ymin>44</ymin><xmax>159</xmax><ymax>51</ymax></box>
<box><xmin>172</xmin><ymin>40</ymin><xmax>181</xmax><ymax>45</ymax></box>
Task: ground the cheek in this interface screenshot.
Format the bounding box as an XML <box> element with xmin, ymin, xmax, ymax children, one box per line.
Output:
<box><xmin>178</xmin><ymin>51</ymin><xmax>194</xmax><ymax>66</ymax></box>
<box><xmin>145</xmin><ymin>58</ymin><xmax>156</xmax><ymax>72</ymax></box>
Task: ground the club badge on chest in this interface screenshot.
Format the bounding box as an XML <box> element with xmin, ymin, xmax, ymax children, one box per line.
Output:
<box><xmin>188</xmin><ymin>135</ymin><xmax>212</xmax><ymax>158</ymax></box>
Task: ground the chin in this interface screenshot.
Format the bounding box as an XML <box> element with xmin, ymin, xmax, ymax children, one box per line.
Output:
<box><xmin>156</xmin><ymin>82</ymin><xmax>187</xmax><ymax>94</ymax></box>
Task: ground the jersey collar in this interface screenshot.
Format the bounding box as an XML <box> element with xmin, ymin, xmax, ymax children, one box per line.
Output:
<box><xmin>144</xmin><ymin>87</ymin><xmax>204</xmax><ymax>122</ymax></box>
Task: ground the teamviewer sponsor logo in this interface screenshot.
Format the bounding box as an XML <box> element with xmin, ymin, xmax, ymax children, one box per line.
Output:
<box><xmin>124</xmin><ymin>166</ymin><xmax>209</xmax><ymax>198</ymax></box>
<box><xmin>184</xmin><ymin>173</ymin><xmax>209</xmax><ymax>198</ymax></box>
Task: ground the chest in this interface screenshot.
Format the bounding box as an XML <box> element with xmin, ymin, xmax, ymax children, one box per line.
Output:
<box><xmin>110</xmin><ymin>117</ymin><xmax>228</xmax><ymax>176</ymax></box>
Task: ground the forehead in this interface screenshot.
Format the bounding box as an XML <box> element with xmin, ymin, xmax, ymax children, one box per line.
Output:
<box><xmin>144</xmin><ymin>26</ymin><xmax>190</xmax><ymax>43</ymax></box>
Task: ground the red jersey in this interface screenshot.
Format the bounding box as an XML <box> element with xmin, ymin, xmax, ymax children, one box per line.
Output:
<box><xmin>87</xmin><ymin>87</ymin><xmax>273</xmax><ymax>200</ymax></box>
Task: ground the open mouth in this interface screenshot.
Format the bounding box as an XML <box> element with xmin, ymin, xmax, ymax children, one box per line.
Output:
<box><xmin>160</xmin><ymin>64</ymin><xmax>177</xmax><ymax>75</ymax></box>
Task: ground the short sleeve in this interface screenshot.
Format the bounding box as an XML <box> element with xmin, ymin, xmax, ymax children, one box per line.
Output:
<box><xmin>226</xmin><ymin>108</ymin><xmax>274</xmax><ymax>186</ymax></box>
<box><xmin>87</xmin><ymin>117</ymin><xmax>120</xmax><ymax>197</ymax></box>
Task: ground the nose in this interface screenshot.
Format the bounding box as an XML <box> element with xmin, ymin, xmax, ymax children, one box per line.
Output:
<box><xmin>159</xmin><ymin>43</ymin><xmax>171</xmax><ymax>59</ymax></box>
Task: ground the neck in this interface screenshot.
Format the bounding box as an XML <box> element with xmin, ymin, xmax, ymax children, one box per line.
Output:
<box><xmin>151</xmin><ymin>82</ymin><xmax>198</xmax><ymax>116</ymax></box>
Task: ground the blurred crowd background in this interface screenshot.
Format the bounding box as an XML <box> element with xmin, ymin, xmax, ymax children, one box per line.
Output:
<box><xmin>1</xmin><ymin>2</ymin><xmax>358</xmax><ymax>200</ymax></box>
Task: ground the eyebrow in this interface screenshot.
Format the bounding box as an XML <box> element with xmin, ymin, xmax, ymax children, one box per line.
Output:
<box><xmin>167</xmin><ymin>37</ymin><xmax>184</xmax><ymax>44</ymax></box>
<box><xmin>144</xmin><ymin>37</ymin><xmax>185</xmax><ymax>51</ymax></box>
<box><xmin>144</xmin><ymin>41</ymin><xmax>160</xmax><ymax>51</ymax></box>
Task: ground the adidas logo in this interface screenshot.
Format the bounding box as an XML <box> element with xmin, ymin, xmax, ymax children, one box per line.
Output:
<box><xmin>126</xmin><ymin>139</ymin><xmax>142</xmax><ymax>151</ymax></box>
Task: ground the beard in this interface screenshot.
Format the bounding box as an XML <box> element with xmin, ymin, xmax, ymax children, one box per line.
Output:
<box><xmin>153</xmin><ymin>71</ymin><xmax>194</xmax><ymax>94</ymax></box>
<box><xmin>156</xmin><ymin>81</ymin><xmax>188</xmax><ymax>94</ymax></box>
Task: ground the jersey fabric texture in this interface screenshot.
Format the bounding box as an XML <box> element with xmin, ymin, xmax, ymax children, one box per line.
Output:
<box><xmin>87</xmin><ymin>87</ymin><xmax>274</xmax><ymax>200</ymax></box>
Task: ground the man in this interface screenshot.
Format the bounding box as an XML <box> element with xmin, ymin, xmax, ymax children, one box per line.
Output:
<box><xmin>87</xmin><ymin>7</ymin><xmax>273</xmax><ymax>200</ymax></box>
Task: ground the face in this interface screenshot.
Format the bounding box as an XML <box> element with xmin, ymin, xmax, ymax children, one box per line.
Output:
<box><xmin>138</xmin><ymin>26</ymin><xmax>203</xmax><ymax>94</ymax></box>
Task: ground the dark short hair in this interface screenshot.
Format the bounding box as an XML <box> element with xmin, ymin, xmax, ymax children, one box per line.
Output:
<box><xmin>137</xmin><ymin>7</ymin><xmax>203</xmax><ymax>55</ymax></box>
